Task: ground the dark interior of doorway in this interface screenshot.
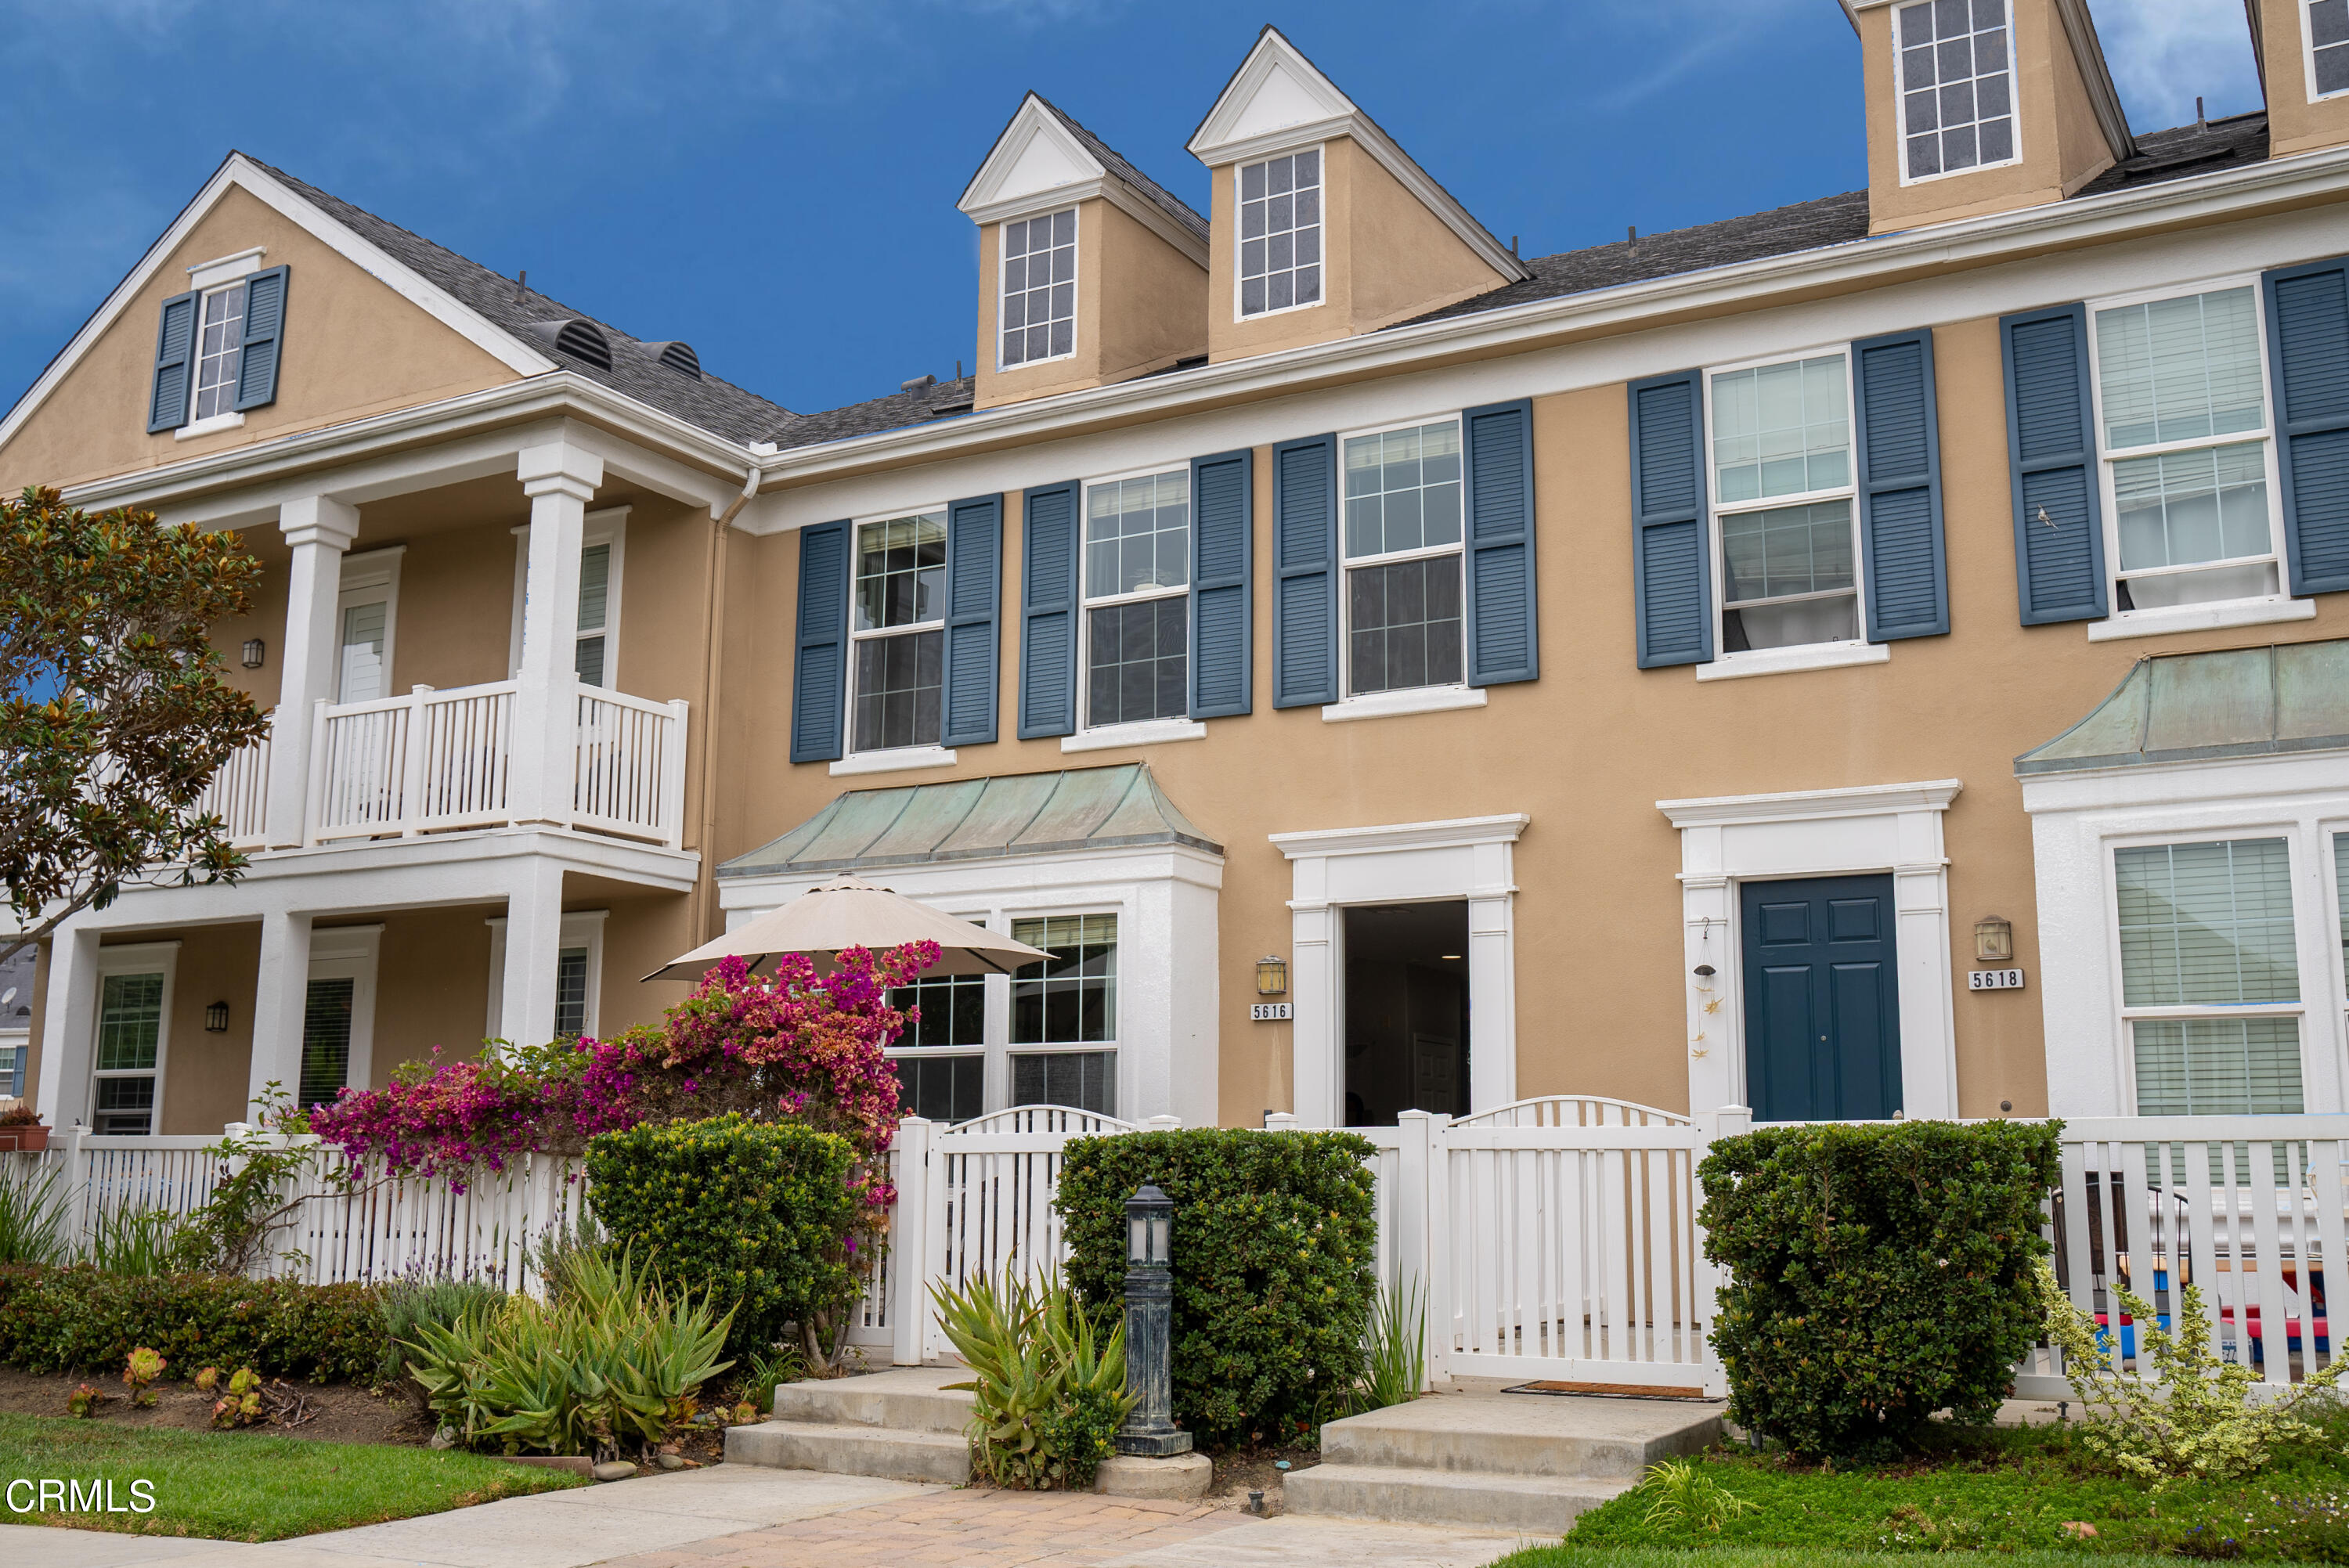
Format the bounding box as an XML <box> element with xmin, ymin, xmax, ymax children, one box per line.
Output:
<box><xmin>1343</xmin><ymin>901</ymin><xmax>1470</xmax><ymax>1127</ymax></box>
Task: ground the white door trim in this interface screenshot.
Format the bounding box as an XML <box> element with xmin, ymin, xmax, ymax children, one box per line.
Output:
<box><xmin>1658</xmin><ymin>780</ymin><xmax>1961</xmax><ymax>1120</ymax></box>
<box><xmin>306</xmin><ymin>923</ymin><xmax>382</xmax><ymax>1100</ymax></box>
<box><xmin>1270</xmin><ymin>814</ymin><xmax>1528</xmax><ymax>1127</ymax></box>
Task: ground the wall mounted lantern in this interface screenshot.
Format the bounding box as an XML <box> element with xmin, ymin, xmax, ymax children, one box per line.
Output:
<box><xmin>241</xmin><ymin>639</ymin><xmax>266</xmax><ymax>669</ymax></box>
<box><xmin>1117</xmin><ymin>1182</ymin><xmax>1190</xmax><ymax>1458</ymax></box>
<box><xmin>1254</xmin><ymin>955</ymin><xmax>1288</xmax><ymax>997</ymax></box>
<box><xmin>204</xmin><ymin>1001</ymin><xmax>231</xmax><ymax>1033</ymax></box>
<box><xmin>1974</xmin><ymin>916</ymin><xmax>2015</xmax><ymax>964</ymax></box>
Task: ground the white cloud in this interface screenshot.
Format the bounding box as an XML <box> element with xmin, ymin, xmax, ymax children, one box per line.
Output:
<box><xmin>2094</xmin><ymin>0</ymin><xmax>2265</xmax><ymax>129</ymax></box>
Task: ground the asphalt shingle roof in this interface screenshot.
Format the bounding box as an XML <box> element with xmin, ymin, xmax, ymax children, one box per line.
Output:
<box><xmin>1032</xmin><ymin>96</ymin><xmax>1209</xmax><ymax>247</ymax></box>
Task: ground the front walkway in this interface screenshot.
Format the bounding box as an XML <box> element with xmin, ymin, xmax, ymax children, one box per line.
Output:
<box><xmin>2</xmin><ymin>1462</ymin><xmax>1526</xmax><ymax>1568</ymax></box>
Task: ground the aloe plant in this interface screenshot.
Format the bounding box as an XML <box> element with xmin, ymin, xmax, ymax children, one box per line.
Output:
<box><xmin>932</xmin><ymin>1271</ymin><xmax>1134</xmax><ymax>1489</ymax></box>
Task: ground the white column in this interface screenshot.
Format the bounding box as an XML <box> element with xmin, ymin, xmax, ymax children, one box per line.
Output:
<box><xmin>507</xmin><ymin>442</ymin><xmax>601</xmax><ymax>827</ymax></box>
<box><xmin>266</xmin><ymin>497</ymin><xmax>359</xmax><ymax>849</ymax></box>
<box><xmin>1465</xmin><ymin>835</ymin><xmax>1517</xmax><ymax>1114</ymax></box>
<box><xmin>499</xmin><ymin>859</ymin><xmax>567</xmax><ymax>1051</ymax></box>
<box><xmin>1893</xmin><ymin>861</ymin><xmax>1958</xmax><ymax>1119</ymax></box>
<box><xmin>34</xmin><ymin>925</ymin><xmax>101</xmax><ymax>1128</ymax></box>
<box><xmin>1289</xmin><ymin>893</ymin><xmax>1339</xmax><ymax>1128</ymax></box>
<box><xmin>247</xmin><ymin>910</ymin><xmax>314</xmax><ymax>1111</ymax></box>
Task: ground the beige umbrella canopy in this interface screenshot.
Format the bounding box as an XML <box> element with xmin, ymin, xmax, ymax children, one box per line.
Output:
<box><xmin>643</xmin><ymin>873</ymin><xmax>1049</xmax><ymax>983</ymax></box>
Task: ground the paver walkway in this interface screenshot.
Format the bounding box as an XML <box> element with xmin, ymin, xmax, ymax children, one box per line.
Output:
<box><xmin>2</xmin><ymin>1464</ymin><xmax>1528</xmax><ymax>1568</ymax></box>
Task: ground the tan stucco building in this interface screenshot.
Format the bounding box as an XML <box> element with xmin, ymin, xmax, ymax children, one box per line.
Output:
<box><xmin>9</xmin><ymin>10</ymin><xmax>2349</xmax><ymax>1142</ymax></box>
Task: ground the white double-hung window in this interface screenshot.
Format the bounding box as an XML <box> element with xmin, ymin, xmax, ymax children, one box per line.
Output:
<box><xmin>1341</xmin><ymin>417</ymin><xmax>1466</xmax><ymax>696</ymax></box>
<box><xmin>1237</xmin><ymin>148</ymin><xmax>1322</xmax><ymax>319</ymax></box>
<box><xmin>850</xmin><ymin>510</ymin><xmax>947</xmax><ymax>754</ymax></box>
<box><xmin>192</xmin><ymin>280</ymin><xmax>249</xmax><ymax>421</ymax></box>
<box><xmin>1893</xmin><ymin>0</ymin><xmax>2017</xmax><ymax>182</ymax></box>
<box><xmin>1082</xmin><ymin>470</ymin><xmax>1190</xmax><ymax>730</ymax></box>
<box><xmin>1000</xmin><ymin>207</ymin><xmax>1076</xmax><ymax>369</ymax></box>
<box><xmin>2308</xmin><ymin>0</ymin><xmax>2349</xmax><ymax>99</ymax></box>
<box><xmin>2090</xmin><ymin>282</ymin><xmax>2286</xmax><ymax>615</ymax></box>
<box><xmin>1706</xmin><ymin>351</ymin><xmax>1864</xmax><ymax>654</ymax></box>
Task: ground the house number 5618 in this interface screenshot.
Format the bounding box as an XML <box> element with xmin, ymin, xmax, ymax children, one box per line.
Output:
<box><xmin>1968</xmin><ymin>968</ymin><xmax>2026</xmax><ymax>991</ymax></box>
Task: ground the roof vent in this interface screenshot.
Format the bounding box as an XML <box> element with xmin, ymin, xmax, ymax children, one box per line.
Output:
<box><xmin>901</xmin><ymin>374</ymin><xmax>936</xmax><ymax>395</ymax></box>
<box><xmin>650</xmin><ymin>341</ymin><xmax>702</xmax><ymax>378</ymax></box>
<box><xmin>523</xmin><ymin>318</ymin><xmax>613</xmax><ymax>372</ymax></box>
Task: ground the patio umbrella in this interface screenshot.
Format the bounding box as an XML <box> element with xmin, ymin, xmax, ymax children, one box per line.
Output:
<box><xmin>642</xmin><ymin>873</ymin><xmax>1050</xmax><ymax>982</ymax></box>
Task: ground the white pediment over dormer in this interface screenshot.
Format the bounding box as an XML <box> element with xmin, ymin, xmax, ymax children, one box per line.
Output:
<box><xmin>1189</xmin><ymin>28</ymin><xmax>1355</xmax><ymax>159</ymax></box>
<box><xmin>960</xmin><ymin>96</ymin><xmax>1105</xmax><ymax>219</ymax></box>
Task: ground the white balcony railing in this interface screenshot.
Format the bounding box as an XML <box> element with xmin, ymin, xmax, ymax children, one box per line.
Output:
<box><xmin>194</xmin><ymin>719</ymin><xmax>272</xmax><ymax>849</ymax></box>
<box><xmin>305</xmin><ymin>678</ymin><xmax>686</xmax><ymax>849</ymax></box>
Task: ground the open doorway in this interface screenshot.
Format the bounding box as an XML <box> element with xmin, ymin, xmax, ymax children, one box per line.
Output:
<box><xmin>1342</xmin><ymin>901</ymin><xmax>1470</xmax><ymax>1126</ymax></box>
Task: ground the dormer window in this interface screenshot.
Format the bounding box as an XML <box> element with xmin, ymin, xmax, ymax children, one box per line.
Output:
<box><xmin>1238</xmin><ymin>149</ymin><xmax>1322</xmax><ymax>318</ymax></box>
<box><xmin>2309</xmin><ymin>0</ymin><xmax>2349</xmax><ymax>97</ymax></box>
<box><xmin>1895</xmin><ymin>0</ymin><xmax>2016</xmax><ymax>182</ymax></box>
<box><xmin>1000</xmin><ymin>208</ymin><xmax>1076</xmax><ymax>368</ymax></box>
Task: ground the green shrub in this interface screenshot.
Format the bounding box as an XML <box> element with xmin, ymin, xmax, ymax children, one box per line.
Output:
<box><xmin>1700</xmin><ymin>1119</ymin><xmax>2060</xmax><ymax>1459</ymax></box>
<box><xmin>400</xmin><ymin>1248</ymin><xmax>731</xmax><ymax>1457</ymax></box>
<box><xmin>933</xmin><ymin>1271</ymin><xmax>1131</xmax><ymax>1489</ymax></box>
<box><xmin>584</xmin><ymin>1113</ymin><xmax>859</xmax><ymax>1359</ymax></box>
<box><xmin>1055</xmin><ymin>1128</ymin><xmax>1377</xmax><ymax>1448</ymax></box>
<box><xmin>377</xmin><ymin>1278</ymin><xmax>507</xmax><ymax>1386</ymax></box>
<box><xmin>0</xmin><ymin>1264</ymin><xmax>381</xmax><ymax>1382</ymax></box>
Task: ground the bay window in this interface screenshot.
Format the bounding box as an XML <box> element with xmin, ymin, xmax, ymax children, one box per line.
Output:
<box><xmin>1342</xmin><ymin>418</ymin><xmax>1465</xmax><ymax>696</ymax></box>
<box><xmin>850</xmin><ymin>510</ymin><xmax>947</xmax><ymax>754</ymax></box>
<box><xmin>1707</xmin><ymin>352</ymin><xmax>1863</xmax><ymax>654</ymax></box>
<box><xmin>1082</xmin><ymin>470</ymin><xmax>1190</xmax><ymax>730</ymax></box>
<box><xmin>1010</xmin><ymin>914</ymin><xmax>1118</xmax><ymax>1116</ymax></box>
<box><xmin>886</xmin><ymin>971</ymin><xmax>986</xmax><ymax>1123</ymax></box>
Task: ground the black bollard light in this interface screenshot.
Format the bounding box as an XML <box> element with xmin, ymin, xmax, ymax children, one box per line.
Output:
<box><xmin>1116</xmin><ymin>1181</ymin><xmax>1190</xmax><ymax>1457</ymax></box>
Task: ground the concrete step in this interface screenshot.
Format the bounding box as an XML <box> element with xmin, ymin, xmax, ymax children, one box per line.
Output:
<box><xmin>1284</xmin><ymin>1462</ymin><xmax>1636</xmax><ymax>1534</ymax></box>
<box><xmin>723</xmin><ymin>1418</ymin><xmax>972</xmax><ymax>1484</ymax></box>
<box><xmin>1318</xmin><ymin>1393</ymin><xmax>1719</xmax><ymax>1480</ymax></box>
<box><xmin>771</xmin><ymin>1366</ymin><xmax>976</xmax><ymax>1436</ymax></box>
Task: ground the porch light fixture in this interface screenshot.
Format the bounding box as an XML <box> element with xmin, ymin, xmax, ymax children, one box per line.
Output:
<box><xmin>1117</xmin><ymin>1182</ymin><xmax>1190</xmax><ymax>1457</ymax></box>
<box><xmin>204</xmin><ymin>1001</ymin><xmax>230</xmax><ymax>1033</ymax></box>
<box><xmin>241</xmin><ymin>639</ymin><xmax>265</xmax><ymax>669</ymax></box>
<box><xmin>1974</xmin><ymin>916</ymin><xmax>2015</xmax><ymax>964</ymax></box>
<box><xmin>1254</xmin><ymin>955</ymin><xmax>1287</xmax><ymax>997</ymax></box>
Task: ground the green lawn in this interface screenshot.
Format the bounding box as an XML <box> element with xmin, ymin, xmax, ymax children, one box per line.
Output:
<box><xmin>1490</xmin><ymin>1418</ymin><xmax>2349</xmax><ymax>1563</ymax></box>
<box><xmin>0</xmin><ymin>1413</ymin><xmax>586</xmax><ymax>1541</ymax></box>
<box><xmin>1497</xmin><ymin>1552</ymin><xmax>2181</xmax><ymax>1568</ymax></box>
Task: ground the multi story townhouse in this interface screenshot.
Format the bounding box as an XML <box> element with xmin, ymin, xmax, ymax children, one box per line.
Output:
<box><xmin>8</xmin><ymin>4</ymin><xmax>2349</xmax><ymax>1146</ymax></box>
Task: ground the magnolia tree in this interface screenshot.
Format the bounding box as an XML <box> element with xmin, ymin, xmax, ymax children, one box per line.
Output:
<box><xmin>312</xmin><ymin>942</ymin><xmax>935</xmax><ymax>1361</ymax></box>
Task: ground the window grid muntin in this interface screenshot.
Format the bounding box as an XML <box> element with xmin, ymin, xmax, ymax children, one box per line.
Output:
<box><xmin>192</xmin><ymin>281</ymin><xmax>247</xmax><ymax>421</ymax></box>
<box><xmin>1081</xmin><ymin>469</ymin><xmax>1191</xmax><ymax>731</ymax></box>
<box><xmin>1339</xmin><ymin>416</ymin><xmax>1467</xmax><ymax>699</ymax></box>
<box><xmin>1702</xmin><ymin>349</ymin><xmax>1865</xmax><ymax>654</ymax></box>
<box><xmin>1893</xmin><ymin>0</ymin><xmax>2018</xmax><ymax>183</ymax></box>
<box><xmin>848</xmin><ymin>510</ymin><xmax>948</xmax><ymax>754</ymax></box>
<box><xmin>2309</xmin><ymin>0</ymin><xmax>2349</xmax><ymax>98</ymax></box>
<box><xmin>2085</xmin><ymin>278</ymin><xmax>2286</xmax><ymax>608</ymax></box>
<box><xmin>1000</xmin><ymin>207</ymin><xmax>1077</xmax><ymax>369</ymax></box>
<box><xmin>1237</xmin><ymin>148</ymin><xmax>1324</xmax><ymax>319</ymax></box>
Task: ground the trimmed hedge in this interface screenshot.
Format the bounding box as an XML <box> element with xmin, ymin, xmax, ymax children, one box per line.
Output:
<box><xmin>1055</xmin><ymin>1128</ymin><xmax>1377</xmax><ymax>1449</ymax></box>
<box><xmin>1700</xmin><ymin>1119</ymin><xmax>2062</xmax><ymax>1459</ymax></box>
<box><xmin>0</xmin><ymin>1265</ymin><xmax>383</xmax><ymax>1382</ymax></box>
<box><xmin>584</xmin><ymin>1112</ymin><xmax>859</xmax><ymax>1357</ymax></box>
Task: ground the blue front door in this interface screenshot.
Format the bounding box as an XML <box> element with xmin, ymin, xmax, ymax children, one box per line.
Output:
<box><xmin>1740</xmin><ymin>874</ymin><xmax>1902</xmax><ymax>1121</ymax></box>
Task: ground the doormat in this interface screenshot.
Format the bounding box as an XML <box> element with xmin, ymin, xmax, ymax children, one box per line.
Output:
<box><xmin>1503</xmin><ymin>1380</ymin><xmax>1713</xmax><ymax>1401</ymax></box>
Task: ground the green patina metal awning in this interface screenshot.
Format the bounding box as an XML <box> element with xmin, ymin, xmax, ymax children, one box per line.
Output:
<box><xmin>2015</xmin><ymin>639</ymin><xmax>2349</xmax><ymax>776</ymax></box>
<box><xmin>718</xmin><ymin>762</ymin><xmax>1222</xmax><ymax>878</ymax></box>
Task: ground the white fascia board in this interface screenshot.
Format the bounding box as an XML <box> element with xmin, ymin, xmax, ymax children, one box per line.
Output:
<box><xmin>0</xmin><ymin>153</ymin><xmax>556</xmax><ymax>455</ymax></box>
<box><xmin>61</xmin><ymin>375</ymin><xmax>752</xmax><ymax>525</ymax></box>
<box><xmin>743</xmin><ymin>142</ymin><xmax>2349</xmax><ymax>513</ymax></box>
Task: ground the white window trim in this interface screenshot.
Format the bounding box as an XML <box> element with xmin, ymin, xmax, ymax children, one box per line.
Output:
<box><xmin>1077</xmin><ymin>464</ymin><xmax>1194</xmax><ymax>738</ymax></box>
<box><xmin>188</xmin><ymin>278</ymin><xmax>251</xmax><ymax>427</ymax></box>
<box><xmin>484</xmin><ymin>910</ymin><xmax>607</xmax><ymax>1041</ymax></box>
<box><xmin>1333</xmin><ymin>412</ymin><xmax>1472</xmax><ymax>710</ymax></box>
<box><xmin>844</xmin><ymin>506</ymin><xmax>951</xmax><ymax>761</ymax></box>
<box><xmin>174</xmin><ymin>411</ymin><xmax>245</xmax><ymax>442</ymax></box>
<box><xmin>997</xmin><ymin>206</ymin><xmax>1080</xmax><ymax>373</ymax></box>
<box><xmin>88</xmin><ymin>940</ymin><xmax>181</xmax><ymax>1136</ymax></box>
<box><xmin>1233</xmin><ymin>142</ymin><xmax>1328</xmax><ymax>323</ymax></box>
<box><xmin>306</xmin><ymin>924</ymin><xmax>382</xmax><ymax>1102</ymax></box>
<box><xmin>1062</xmin><ymin>718</ymin><xmax>1207</xmax><ymax>752</ymax></box>
<box><xmin>720</xmin><ymin>846</ymin><xmax>1222</xmax><ymax>1128</ymax></box>
<box><xmin>2019</xmin><ymin>753</ymin><xmax>2349</xmax><ymax>1119</ymax></box>
<box><xmin>2084</xmin><ymin>272</ymin><xmax>2290</xmax><ymax>638</ymax></box>
<box><xmin>1890</xmin><ymin>0</ymin><xmax>2024</xmax><ymax>189</ymax></box>
<box><xmin>1270</xmin><ymin>814</ymin><xmax>1527</xmax><ymax>1126</ymax></box>
<box><xmin>186</xmin><ymin>247</ymin><xmax>265</xmax><ymax>291</ymax></box>
<box><xmin>1658</xmin><ymin>780</ymin><xmax>1962</xmax><ymax>1123</ymax></box>
<box><xmin>334</xmin><ymin>546</ymin><xmax>405</xmax><ymax>706</ymax></box>
<box><xmin>1701</xmin><ymin>344</ymin><xmax>1872</xmax><ymax>676</ymax></box>
<box><xmin>509</xmin><ymin>507</ymin><xmax>629</xmax><ymax>683</ymax></box>
<box><xmin>2305</xmin><ymin>0</ymin><xmax>2349</xmax><ymax>103</ymax></box>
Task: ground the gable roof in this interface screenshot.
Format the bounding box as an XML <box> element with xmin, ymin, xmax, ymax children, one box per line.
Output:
<box><xmin>958</xmin><ymin>92</ymin><xmax>1208</xmax><ymax>269</ymax></box>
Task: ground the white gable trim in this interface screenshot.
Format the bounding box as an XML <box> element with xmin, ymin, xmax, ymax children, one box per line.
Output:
<box><xmin>0</xmin><ymin>153</ymin><xmax>556</xmax><ymax>455</ymax></box>
<box><xmin>1187</xmin><ymin>28</ymin><xmax>1529</xmax><ymax>284</ymax></box>
<box><xmin>960</xmin><ymin>96</ymin><xmax>1208</xmax><ymax>269</ymax></box>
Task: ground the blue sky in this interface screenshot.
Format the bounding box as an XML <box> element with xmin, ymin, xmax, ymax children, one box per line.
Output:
<box><xmin>0</xmin><ymin>0</ymin><xmax>2264</xmax><ymax>427</ymax></box>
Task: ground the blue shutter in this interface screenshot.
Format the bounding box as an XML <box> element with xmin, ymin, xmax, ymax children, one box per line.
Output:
<box><xmin>1189</xmin><ymin>448</ymin><xmax>1254</xmax><ymax>718</ymax></box>
<box><xmin>789</xmin><ymin>521</ymin><xmax>850</xmax><ymax>764</ymax></box>
<box><xmin>232</xmin><ymin>265</ymin><xmax>289</xmax><ymax>413</ymax></box>
<box><xmin>146</xmin><ymin>290</ymin><xmax>198</xmax><ymax>434</ymax></box>
<box><xmin>1018</xmin><ymin>481</ymin><xmax>1080</xmax><ymax>740</ymax></box>
<box><xmin>941</xmin><ymin>493</ymin><xmax>1001</xmax><ymax>747</ymax></box>
<box><xmin>1272</xmin><ymin>434</ymin><xmax>1337</xmax><ymax>708</ymax></box>
<box><xmin>1853</xmin><ymin>329</ymin><xmax>1949</xmax><ymax>640</ymax></box>
<box><xmin>2001</xmin><ymin>303</ymin><xmax>2109</xmax><ymax>624</ymax></box>
<box><xmin>1628</xmin><ymin>371</ymin><xmax>1711</xmax><ymax>667</ymax></box>
<box><xmin>2264</xmin><ymin>255</ymin><xmax>2349</xmax><ymax>596</ymax></box>
<box><xmin>1464</xmin><ymin>398</ymin><xmax>1539</xmax><ymax>685</ymax></box>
